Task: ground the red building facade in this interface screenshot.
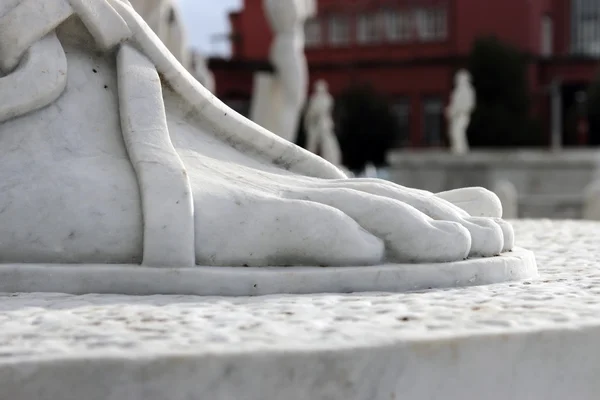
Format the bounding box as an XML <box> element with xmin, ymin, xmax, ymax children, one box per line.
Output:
<box><xmin>209</xmin><ymin>0</ymin><xmax>600</xmax><ymax>147</ymax></box>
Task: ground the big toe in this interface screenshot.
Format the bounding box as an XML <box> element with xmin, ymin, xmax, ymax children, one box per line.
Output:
<box><xmin>284</xmin><ymin>188</ymin><xmax>471</xmax><ymax>263</ymax></box>
<box><xmin>195</xmin><ymin>194</ymin><xmax>385</xmax><ymax>267</ymax></box>
<box><xmin>436</xmin><ymin>187</ymin><xmax>503</xmax><ymax>218</ymax></box>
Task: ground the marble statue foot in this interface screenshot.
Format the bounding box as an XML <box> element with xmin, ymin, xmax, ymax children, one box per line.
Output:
<box><xmin>0</xmin><ymin>0</ymin><xmax>536</xmax><ymax>297</ymax></box>
<box><xmin>434</xmin><ymin>187</ymin><xmax>514</xmax><ymax>252</ymax></box>
<box><xmin>294</xmin><ymin>179</ymin><xmax>513</xmax><ymax>255</ymax></box>
<box><xmin>383</xmin><ymin>183</ymin><xmax>513</xmax><ymax>253</ymax></box>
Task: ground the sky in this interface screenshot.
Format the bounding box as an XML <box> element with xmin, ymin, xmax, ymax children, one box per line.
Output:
<box><xmin>178</xmin><ymin>0</ymin><xmax>242</xmax><ymax>56</ymax></box>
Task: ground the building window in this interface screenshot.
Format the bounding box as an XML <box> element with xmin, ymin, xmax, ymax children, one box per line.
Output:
<box><xmin>414</xmin><ymin>7</ymin><xmax>447</xmax><ymax>41</ymax></box>
<box><xmin>305</xmin><ymin>18</ymin><xmax>322</xmax><ymax>48</ymax></box>
<box><xmin>541</xmin><ymin>15</ymin><xmax>553</xmax><ymax>57</ymax></box>
<box><xmin>328</xmin><ymin>14</ymin><xmax>350</xmax><ymax>46</ymax></box>
<box><xmin>423</xmin><ymin>97</ymin><xmax>444</xmax><ymax>146</ymax></box>
<box><xmin>391</xmin><ymin>98</ymin><xmax>410</xmax><ymax>147</ymax></box>
<box><xmin>383</xmin><ymin>9</ymin><xmax>413</xmax><ymax>42</ymax></box>
<box><xmin>433</xmin><ymin>7</ymin><xmax>448</xmax><ymax>40</ymax></box>
<box><xmin>571</xmin><ymin>0</ymin><xmax>600</xmax><ymax>56</ymax></box>
<box><xmin>357</xmin><ymin>13</ymin><xmax>380</xmax><ymax>44</ymax></box>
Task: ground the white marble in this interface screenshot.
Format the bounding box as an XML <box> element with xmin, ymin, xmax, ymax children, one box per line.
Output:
<box><xmin>0</xmin><ymin>33</ymin><xmax>67</xmax><ymax>122</ymax></box>
<box><xmin>436</xmin><ymin>186</ymin><xmax>503</xmax><ymax>218</ymax></box>
<box><xmin>0</xmin><ymin>220</ymin><xmax>598</xmax><ymax>400</ymax></box>
<box><xmin>493</xmin><ymin>180</ymin><xmax>519</xmax><ymax>219</ymax></box>
<box><xmin>304</xmin><ymin>80</ymin><xmax>343</xmax><ymax>166</ymax></box>
<box><xmin>117</xmin><ymin>44</ymin><xmax>195</xmax><ymax>267</ymax></box>
<box><xmin>0</xmin><ymin>247</ymin><xmax>536</xmax><ymax>296</ymax></box>
<box><xmin>128</xmin><ymin>0</ymin><xmax>189</xmax><ymax>67</ymax></box>
<box><xmin>582</xmin><ymin>180</ymin><xmax>600</xmax><ymax>220</ymax></box>
<box><xmin>130</xmin><ymin>0</ymin><xmax>217</xmax><ymax>92</ymax></box>
<box><xmin>0</xmin><ymin>1</ymin><xmax>528</xmax><ymax>288</ymax></box>
<box><xmin>446</xmin><ymin>69</ymin><xmax>475</xmax><ymax>154</ymax></box>
<box><xmin>252</xmin><ymin>0</ymin><xmax>315</xmax><ymax>142</ymax></box>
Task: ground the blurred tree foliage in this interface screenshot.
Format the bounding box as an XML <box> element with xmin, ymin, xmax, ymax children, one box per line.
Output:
<box><xmin>297</xmin><ymin>84</ymin><xmax>398</xmax><ymax>172</ymax></box>
<box><xmin>333</xmin><ymin>84</ymin><xmax>398</xmax><ymax>171</ymax></box>
<box><xmin>466</xmin><ymin>36</ymin><xmax>543</xmax><ymax>147</ymax></box>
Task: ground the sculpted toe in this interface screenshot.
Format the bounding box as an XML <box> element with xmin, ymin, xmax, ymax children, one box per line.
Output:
<box><xmin>424</xmin><ymin>221</ymin><xmax>471</xmax><ymax>262</ymax></box>
<box><xmin>284</xmin><ymin>187</ymin><xmax>473</xmax><ymax>263</ymax></box>
<box><xmin>436</xmin><ymin>187</ymin><xmax>503</xmax><ymax>218</ymax></box>
<box><xmin>463</xmin><ymin>217</ymin><xmax>504</xmax><ymax>257</ymax></box>
<box><xmin>195</xmin><ymin>192</ymin><xmax>385</xmax><ymax>267</ymax></box>
<box><xmin>493</xmin><ymin>218</ymin><xmax>515</xmax><ymax>252</ymax></box>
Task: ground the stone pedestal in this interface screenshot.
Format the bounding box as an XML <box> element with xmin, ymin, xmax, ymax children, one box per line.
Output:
<box><xmin>388</xmin><ymin>150</ymin><xmax>600</xmax><ymax>218</ymax></box>
<box><xmin>1</xmin><ymin>220</ymin><xmax>599</xmax><ymax>400</ymax></box>
<box><xmin>0</xmin><ymin>248</ymin><xmax>536</xmax><ymax>296</ymax></box>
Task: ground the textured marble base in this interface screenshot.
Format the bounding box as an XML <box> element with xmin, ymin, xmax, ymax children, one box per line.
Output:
<box><xmin>0</xmin><ymin>248</ymin><xmax>536</xmax><ymax>296</ymax></box>
<box><xmin>1</xmin><ymin>220</ymin><xmax>599</xmax><ymax>399</ymax></box>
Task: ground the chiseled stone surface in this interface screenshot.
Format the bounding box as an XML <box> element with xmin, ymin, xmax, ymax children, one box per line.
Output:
<box><xmin>0</xmin><ymin>0</ymin><xmax>515</xmax><ymax>269</ymax></box>
<box><xmin>0</xmin><ymin>220</ymin><xmax>599</xmax><ymax>399</ymax></box>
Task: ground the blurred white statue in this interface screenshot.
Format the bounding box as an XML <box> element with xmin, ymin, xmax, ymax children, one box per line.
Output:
<box><xmin>446</xmin><ymin>69</ymin><xmax>475</xmax><ymax>154</ymax></box>
<box><xmin>304</xmin><ymin>80</ymin><xmax>342</xmax><ymax>166</ymax></box>
<box><xmin>129</xmin><ymin>0</ymin><xmax>190</xmax><ymax>69</ymax></box>
<box><xmin>130</xmin><ymin>0</ymin><xmax>216</xmax><ymax>92</ymax></box>
<box><xmin>251</xmin><ymin>0</ymin><xmax>316</xmax><ymax>142</ymax></box>
<box><xmin>191</xmin><ymin>51</ymin><xmax>215</xmax><ymax>93</ymax></box>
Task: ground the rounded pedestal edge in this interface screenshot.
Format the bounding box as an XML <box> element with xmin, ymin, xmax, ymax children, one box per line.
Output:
<box><xmin>0</xmin><ymin>247</ymin><xmax>537</xmax><ymax>296</ymax></box>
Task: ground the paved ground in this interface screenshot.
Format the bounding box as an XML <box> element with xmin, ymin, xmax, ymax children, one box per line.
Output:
<box><xmin>0</xmin><ymin>220</ymin><xmax>599</xmax><ymax>400</ymax></box>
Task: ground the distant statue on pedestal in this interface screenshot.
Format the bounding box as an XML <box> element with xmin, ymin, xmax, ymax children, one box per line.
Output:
<box><xmin>251</xmin><ymin>0</ymin><xmax>316</xmax><ymax>143</ymax></box>
<box><xmin>304</xmin><ymin>80</ymin><xmax>342</xmax><ymax>166</ymax></box>
<box><xmin>446</xmin><ymin>69</ymin><xmax>475</xmax><ymax>154</ymax></box>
